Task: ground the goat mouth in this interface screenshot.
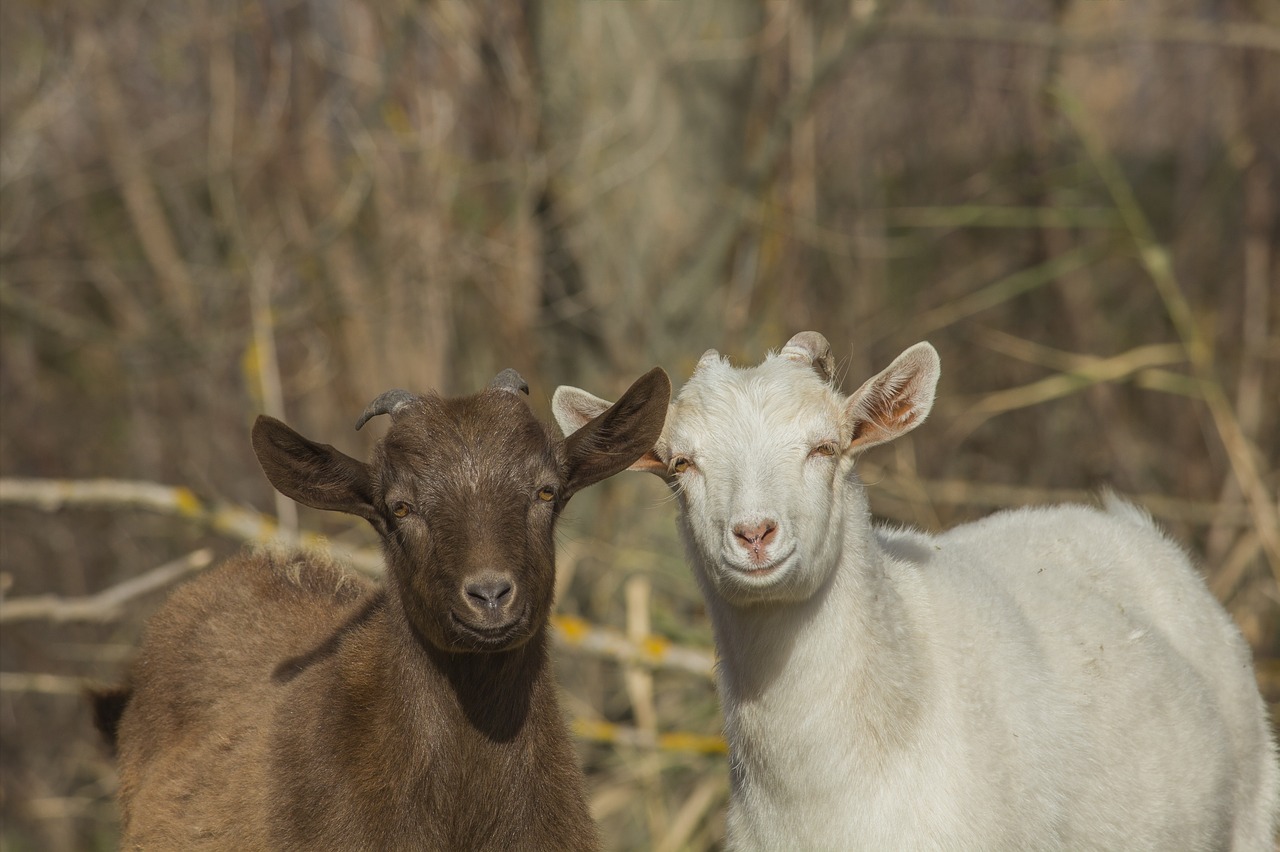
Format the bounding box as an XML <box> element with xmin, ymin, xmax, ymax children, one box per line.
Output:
<box><xmin>740</xmin><ymin>565</ymin><xmax>777</xmax><ymax>577</ymax></box>
<box><xmin>448</xmin><ymin>609</ymin><xmax>528</xmax><ymax>649</ymax></box>
<box><xmin>724</xmin><ymin>546</ymin><xmax>796</xmax><ymax>580</ymax></box>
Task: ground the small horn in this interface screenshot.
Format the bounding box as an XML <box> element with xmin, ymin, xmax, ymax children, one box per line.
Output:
<box><xmin>781</xmin><ymin>331</ymin><xmax>834</xmax><ymax>382</ymax></box>
<box><xmin>355</xmin><ymin>389</ymin><xmax>419</xmax><ymax>431</ymax></box>
<box><xmin>694</xmin><ymin>349</ymin><xmax>722</xmax><ymax>372</ymax></box>
<box><xmin>489</xmin><ymin>368</ymin><xmax>530</xmax><ymax>396</ymax></box>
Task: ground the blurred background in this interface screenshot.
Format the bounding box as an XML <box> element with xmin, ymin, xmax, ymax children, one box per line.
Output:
<box><xmin>1</xmin><ymin>0</ymin><xmax>1277</xmax><ymax>849</ymax></box>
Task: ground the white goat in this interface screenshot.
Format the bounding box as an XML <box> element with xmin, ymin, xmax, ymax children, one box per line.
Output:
<box><xmin>554</xmin><ymin>332</ymin><xmax>1279</xmax><ymax>851</ymax></box>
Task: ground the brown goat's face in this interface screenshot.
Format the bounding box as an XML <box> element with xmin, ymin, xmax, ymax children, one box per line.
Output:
<box><xmin>375</xmin><ymin>392</ymin><xmax>562</xmax><ymax>652</ymax></box>
<box><xmin>251</xmin><ymin>368</ymin><xmax>671</xmax><ymax>655</ymax></box>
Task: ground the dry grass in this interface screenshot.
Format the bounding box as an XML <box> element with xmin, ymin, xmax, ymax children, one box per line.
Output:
<box><xmin>1</xmin><ymin>1</ymin><xmax>1277</xmax><ymax>849</ymax></box>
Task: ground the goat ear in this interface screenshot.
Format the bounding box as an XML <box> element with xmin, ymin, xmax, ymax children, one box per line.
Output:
<box><xmin>553</xmin><ymin>381</ymin><xmax>670</xmax><ymax>475</ymax></box>
<box><xmin>251</xmin><ymin>416</ymin><xmax>381</xmax><ymax>526</ymax></box>
<box><xmin>560</xmin><ymin>367</ymin><xmax>672</xmax><ymax>492</ymax></box>
<box><xmin>551</xmin><ymin>386</ymin><xmax>610</xmax><ymax>437</ymax></box>
<box><xmin>843</xmin><ymin>342</ymin><xmax>940</xmax><ymax>453</ymax></box>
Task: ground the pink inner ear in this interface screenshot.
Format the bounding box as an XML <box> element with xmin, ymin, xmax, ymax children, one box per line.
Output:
<box><xmin>848</xmin><ymin>375</ymin><xmax>925</xmax><ymax>449</ymax></box>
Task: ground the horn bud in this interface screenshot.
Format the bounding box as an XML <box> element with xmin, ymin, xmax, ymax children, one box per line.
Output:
<box><xmin>489</xmin><ymin>368</ymin><xmax>530</xmax><ymax>396</ymax></box>
<box><xmin>781</xmin><ymin>331</ymin><xmax>834</xmax><ymax>382</ymax></box>
<box><xmin>355</xmin><ymin>389</ymin><xmax>419</xmax><ymax>431</ymax></box>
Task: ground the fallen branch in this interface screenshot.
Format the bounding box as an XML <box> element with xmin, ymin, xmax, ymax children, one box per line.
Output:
<box><xmin>0</xmin><ymin>549</ymin><xmax>213</xmax><ymax>624</ymax></box>
<box><xmin>0</xmin><ymin>477</ymin><xmax>382</xmax><ymax>574</ymax></box>
<box><xmin>553</xmin><ymin>614</ymin><xmax>715</xmax><ymax>680</ymax></box>
<box><xmin>0</xmin><ymin>672</ymin><xmax>89</xmax><ymax>695</ymax></box>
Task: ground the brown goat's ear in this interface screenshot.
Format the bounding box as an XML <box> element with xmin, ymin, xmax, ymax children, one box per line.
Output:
<box><xmin>252</xmin><ymin>416</ymin><xmax>381</xmax><ymax>527</ymax></box>
<box><xmin>560</xmin><ymin>367</ymin><xmax>671</xmax><ymax>495</ymax></box>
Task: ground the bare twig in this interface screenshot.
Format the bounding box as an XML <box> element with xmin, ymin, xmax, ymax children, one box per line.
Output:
<box><xmin>878</xmin><ymin>16</ymin><xmax>1280</xmax><ymax>55</ymax></box>
<box><xmin>1056</xmin><ymin>88</ymin><xmax>1280</xmax><ymax>581</ymax></box>
<box><xmin>572</xmin><ymin>718</ymin><xmax>726</xmax><ymax>755</ymax></box>
<box><xmin>247</xmin><ymin>256</ymin><xmax>297</xmax><ymax>537</ymax></box>
<box><xmin>553</xmin><ymin>614</ymin><xmax>715</xmax><ymax>680</ymax></box>
<box><xmin>654</xmin><ymin>774</ymin><xmax>729</xmax><ymax>852</ymax></box>
<box><xmin>881</xmin><ymin>206</ymin><xmax>1122</xmax><ymax>230</ymax></box>
<box><xmin>667</xmin><ymin>0</ymin><xmax>894</xmax><ymax>331</ymax></box>
<box><xmin>1207</xmin><ymin>156</ymin><xmax>1275</xmax><ymax>581</ymax></box>
<box><xmin>624</xmin><ymin>574</ymin><xmax>668</xmax><ymax>841</ymax></box>
<box><xmin>0</xmin><ymin>478</ymin><xmax>718</xmax><ymax>676</ymax></box>
<box><xmin>0</xmin><ymin>549</ymin><xmax>213</xmax><ymax>624</ymax></box>
<box><xmin>916</xmin><ymin>243</ymin><xmax>1111</xmax><ymax>339</ymax></box>
<box><xmin>0</xmin><ymin>477</ymin><xmax>381</xmax><ymax>573</ymax></box>
<box><xmin>77</xmin><ymin>30</ymin><xmax>198</xmax><ymax>328</ymax></box>
<box><xmin>858</xmin><ymin>462</ymin><xmax>1253</xmax><ymax>528</ymax></box>
<box><xmin>0</xmin><ymin>672</ymin><xmax>88</xmax><ymax>695</ymax></box>
<box><xmin>948</xmin><ymin>343</ymin><xmax>1189</xmax><ymax>439</ymax></box>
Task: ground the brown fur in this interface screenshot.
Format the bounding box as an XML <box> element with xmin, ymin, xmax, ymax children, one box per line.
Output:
<box><xmin>93</xmin><ymin>368</ymin><xmax>670</xmax><ymax>851</ymax></box>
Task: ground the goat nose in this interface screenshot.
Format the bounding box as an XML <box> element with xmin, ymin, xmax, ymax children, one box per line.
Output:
<box><xmin>733</xmin><ymin>520</ymin><xmax>777</xmax><ymax>549</ymax></box>
<box><xmin>465</xmin><ymin>577</ymin><xmax>514</xmax><ymax>610</ymax></box>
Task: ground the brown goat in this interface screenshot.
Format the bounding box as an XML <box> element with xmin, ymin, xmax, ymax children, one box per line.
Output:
<box><xmin>92</xmin><ymin>367</ymin><xmax>671</xmax><ymax>851</ymax></box>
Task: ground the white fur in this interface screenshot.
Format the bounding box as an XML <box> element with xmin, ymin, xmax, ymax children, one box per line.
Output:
<box><xmin>554</xmin><ymin>339</ymin><xmax>1280</xmax><ymax>851</ymax></box>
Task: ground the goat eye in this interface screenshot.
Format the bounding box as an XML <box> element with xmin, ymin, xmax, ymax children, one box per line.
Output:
<box><xmin>392</xmin><ymin>502</ymin><xmax>412</xmax><ymax>518</ymax></box>
<box><xmin>810</xmin><ymin>443</ymin><xmax>838</xmax><ymax>458</ymax></box>
<box><xmin>536</xmin><ymin>486</ymin><xmax>556</xmax><ymax>503</ymax></box>
<box><xmin>671</xmin><ymin>457</ymin><xmax>691</xmax><ymax>474</ymax></box>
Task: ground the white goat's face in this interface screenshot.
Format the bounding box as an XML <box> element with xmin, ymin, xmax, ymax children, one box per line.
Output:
<box><xmin>662</xmin><ymin>354</ymin><xmax>849</xmax><ymax>604</ymax></box>
<box><xmin>552</xmin><ymin>333</ymin><xmax>940</xmax><ymax>608</ymax></box>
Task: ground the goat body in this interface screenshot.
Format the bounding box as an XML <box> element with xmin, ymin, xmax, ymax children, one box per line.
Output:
<box><xmin>554</xmin><ymin>335</ymin><xmax>1279</xmax><ymax>851</ymax></box>
<box><xmin>96</xmin><ymin>367</ymin><xmax>671</xmax><ymax>851</ymax></box>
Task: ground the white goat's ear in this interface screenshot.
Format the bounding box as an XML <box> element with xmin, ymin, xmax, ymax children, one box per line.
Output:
<box><xmin>552</xmin><ymin>386</ymin><xmax>610</xmax><ymax>437</ymax></box>
<box><xmin>843</xmin><ymin>342</ymin><xmax>940</xmax><ymax>453</ymax></box>
<box><xmin>552</xmin><ymin>385</ymin><xmax>668</xmax><ymax>474</ymax></box>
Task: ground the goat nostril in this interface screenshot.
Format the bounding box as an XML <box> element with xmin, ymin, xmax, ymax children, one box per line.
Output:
<box><xmin>465</xmin><ymin>578</ymin><xmax>514</xmax><ymax>608</ymax></box>
<box><xmin>733</xmin><ymin>520</ymin><xmax>778</xmax><ymax>548</ymax></box>
<box><xmin>760</xmin><ymin>521</ymin><xmax>777</xmax><ymax>545</ymax></box>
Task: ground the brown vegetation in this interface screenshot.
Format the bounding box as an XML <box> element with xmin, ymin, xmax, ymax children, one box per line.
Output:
<box><xmin>1</xmin><ymin>1</ymin><xmax>1276</xmax><ymax>849</ymax></box>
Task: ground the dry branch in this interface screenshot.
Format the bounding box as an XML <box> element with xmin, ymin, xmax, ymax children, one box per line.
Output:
<box><xmin>951</xmin><ymin>342</ymin><xmax>1190</xmax><ymax>437</ymax></box>
<box><xmin>881</xmin><ymin>206</ymin><xmax>1122</xmax><ymax>230</ymax></box>
<box><xmin>0</xmin><ymin>549</ymin><xmax>213</xmax><ymax>624</ymax></box>
<box><xmin>0</xmin><ymin>672</ymin><xmax>88</xmax><ymax>695</ymax></box>
<box><xmin>915</xmin><ymin>243</ymin><xmax>1111</xmax><ymax>338</ymax></box>
<box><xmin>654</xmin><ymin>774</ymin><xmax>729</xmax><ymax>852</ymax></box>
<box><xmin>0</xmin><ymin>476</ymin><xmax>381</xmax><ymax>573</ymax></box>
<box><xmin>0</xmin><ymin>477</ymin><xmax>717</xmax><ymax>679</ymax></box>
<box><xmin>667</xmin><ymin>0</ymin><xmax>892</xmax><ymax>327</ymax></box>
<box><xmin>77</xmin><ymin>30</ymin><xmax>198</xmax><ymax>328</ymax></box>
<box><xmin>1056</xmin><ymin>89</ymin><xmax>1280</xmax><ymax>581</ymax></box>
<box><xmin>858</xmin><ymin>462</ymin><xmax>1253</xmax><ymax>528</ymax></box>
<box><xmin>572</xmin><ymin>718</ymin><xmax>727</xmax><ymax>755</ymax></box>
<box><xmin>878</xmin><ymin>16</ymin><xmax>1280</xmax><ymax>55</ymax></box>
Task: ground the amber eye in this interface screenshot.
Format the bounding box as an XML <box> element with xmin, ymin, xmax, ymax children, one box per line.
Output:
<box><xmin>537</xmin><ymin>486</ymin><xmax>556</xmax><ymax>502</ymax></box>
<box><xmin>810</xmin><ymin>443</ymin><xmax>838</xmax><ymax>458</ymax></box>
<box><xmin>671</xmin><ymin>457</ymin><xmax>691</xmax><ymax>474</ymax></box>
<box><xmin>392</xmin><ymin>502</ymin><xmax>412</xmax><ymax>518</ymax></box>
